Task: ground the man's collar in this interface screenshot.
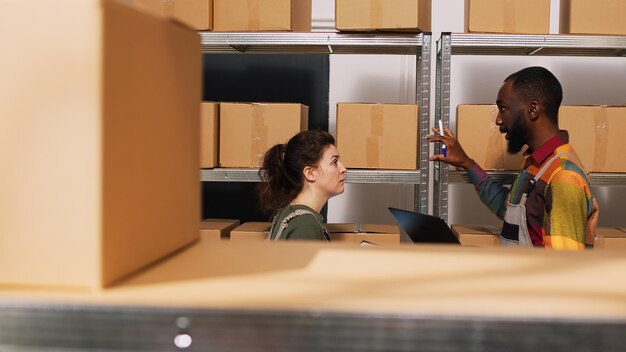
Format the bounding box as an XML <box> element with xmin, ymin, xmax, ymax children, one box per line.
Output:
<box><xmin>524</xmin><ymin>131</ymin><xmax>568</xmax><ymax>165</ymax></box>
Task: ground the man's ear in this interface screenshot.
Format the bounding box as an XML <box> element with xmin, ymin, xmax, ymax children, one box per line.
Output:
<box><xmin>303</xmin><ymin>165</ymin><xmax>316</xmax><ymax>182</ymax></box>
<box><xmin>528</xmin><ymin>101</ymin><xmax>540</xmax><ymax>121</ymax></box>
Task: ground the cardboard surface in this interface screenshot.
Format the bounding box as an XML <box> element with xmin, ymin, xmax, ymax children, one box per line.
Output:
<box><xmin>134</xmin><ymin>0</ymin><xmax>213</xmax><ymax>30</ymax></box>
<box><xmin>230</xmin><ymin>222</ymin><xmax>271</xmax><ymax>241</ymax></box>
<box><xmin>3</xmin><ymin>241</ymin><xmax>626</xmax><ymax>320</ymax></box>
<box><xmin>457</xmin><ymin>105</ymin><xmax>524</xmax><ymax>170</ymax></box>
<box><xmin>0</xmin><ymin>0</ymin><xmax>201</xmax><ymax>288</ymax></box>
<box><xmin>560</xmin><ymin>106</ymin><xmax>626</xmax><ymax>173</ymax></box>
<box><xmin>219</xmin><ymin>103</ymin><xmax>308</xmax><ymax>168</ymax></box>
<box><xmin>200</xmin><ymin>102</ymin><xmax>219</xmax><ymax>168</ymax></box>
<box><xmin>200</xmin><ymin>219</ymin><xmax>240</xmax><ymax>241</ymax></box>
<box><xmin>327</xmin><ymin>223</ymin><xmax>401</xmax><ymax>245</ymax></box>
<box><xmin>213</xmin><ymin>0</ymin><xmax>311</xmax><ymax>32</ymax></box>
<box><xmin>452</xmin><ymin>224</ymin><xmax>501</xmax><ymax>247</ymax></box>
<box><xmin>336</xmin><ymin>0</ymin><xmax>431</xmax><ymax>33</ymax></box>
<box><xmin>594</xmin><ymin>227</ymin><xmax>626</xmax><ymax>250</ymax></box>
<box><xmin>336</xmin><ymin>103</ymin><xmax>419</xmax><ymax>170</ymax></box>
<box><xmin>560</xmin><ymin>0</ymin><xmax>626</xmax><ymax>35</ymax></box>
<box><xmin>465</xmin><ymin>0</ymin><xmax>550</xmax><ymax>34</ymax></box>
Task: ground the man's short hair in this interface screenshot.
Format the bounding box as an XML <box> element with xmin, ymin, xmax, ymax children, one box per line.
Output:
<box><xmin>505</xmin><ymin>66</ymin><xmax>563</xmax><ymax>124</ymax></box>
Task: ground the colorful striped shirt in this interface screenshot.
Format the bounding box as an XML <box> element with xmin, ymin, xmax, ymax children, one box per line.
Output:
<box><xmin>468</xmin><ymin>132</ymin><xmax>599</xmax><ymax>249</ymax></box>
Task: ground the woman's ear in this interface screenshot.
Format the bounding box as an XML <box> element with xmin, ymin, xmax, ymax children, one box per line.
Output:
<box><xmin>303</xmin><ymin>165</ymin><xmax>316</xmax><ymax>182</ymax></box>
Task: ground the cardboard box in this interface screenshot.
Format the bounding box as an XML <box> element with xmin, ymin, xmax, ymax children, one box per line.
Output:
<box><xmin>213</xmin><ymin>0</ymin><xmax>311</xmax><ymax>32</ymax></box>
<box><xmin>219</xmin><ymin>103</ymin><xmax>308</xmax><ymax>168</ymax></box>
<box><xmin>457</xmin><ymin>105</ymin><xmax>524</xmax><ymax>170</ymax></box>
<box><xmin>230</xmin><ymin>222</ymin><xmax>272</xmax><ymax>242</ymax></box>
<box><xmin>560</xmin><ymin>106</ymin><xmax>626</xmax><ymax>173</ymax></box>
<box><xmin>594</xmin><ymin>227</ymin><xmax>626</xmax><ymax>250</ymax></box>
<box><xmin>451</xmin><ymin>224</ymin><xmax>501</xmax><ymax>247</ymax></box>
<box><xmin>0</xmin><ymin>0</ymin><xmax>201</xmax><ymax>288</ymax></box>
<box><xmin>200</xmin><ymin>102</ymin><xmax>219</xmax><ymax>168</ymax></box>
<box><xmin>561</xmin><ymin>0</ymin><xmax>626</xmax><ymax>35</ymax></box>
<box><xmin>134</xmin><ymin>0</ymin><xmax>213</xmax><ymax>30</ymax></box>
<box><xmin>200</xmin><ymin>219</ymin><xmax>240</xmax><ymax>241</ymax></box>
<box><xmin>327</xmin><ymin>224</ymin><xmax>401</xmax><ymax>245</ymax></box>
<box><xmin>337</xmin><ymin>103</ymin><xmax>419</xmax><ymax>170</ymax></box>
<box><xmin>465</xmin><ymin>0</ymin><xmax>550</xmax><ymax>34</ymax></box>
<box><xmin>336</xmin><ymin>0</ymin><xmax>431</xmax><ymax>33</ymax></box>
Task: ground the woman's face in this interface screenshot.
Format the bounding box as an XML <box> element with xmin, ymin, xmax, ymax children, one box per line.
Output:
<box><xmin>314</xmin><ymin>144</ymin><xmax>347</xmax><ymax>197</ymax></box>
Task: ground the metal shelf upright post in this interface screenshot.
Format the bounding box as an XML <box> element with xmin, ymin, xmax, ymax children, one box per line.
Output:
<box><xmin>200</xmin><ymin>32</ymin><xmax>432</xmax><ymax>214</ymax></box>
<box><xmin>435</xmin><ymin>32</ymin><xmax>626</xmax><ymax>221</ymax></box>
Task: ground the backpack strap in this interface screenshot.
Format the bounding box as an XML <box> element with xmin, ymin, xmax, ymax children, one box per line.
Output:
<box><xmin>268</xmin><ymin>209</ymin><xmax>330</xmax><ymax>241</ymax></box>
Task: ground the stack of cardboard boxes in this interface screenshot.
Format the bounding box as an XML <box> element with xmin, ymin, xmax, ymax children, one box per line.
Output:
<box><xmin>200</xmin><ymin>102</ymin><xmax>308</xmax><ymax>169</ymax></box>
<box><xmin>134</xmin><ymin>0</ymin><xmax>312</xmax><ymax>32</ymax></box>
<box><xmin>465</xmin><ymin>0</ymin><xmax>626</xmax><ymax>35</ymax></box>
<box><xmin>457</xmin><ymin>105</ymin><xmax>626</xmax><ymax>172</ymax></box>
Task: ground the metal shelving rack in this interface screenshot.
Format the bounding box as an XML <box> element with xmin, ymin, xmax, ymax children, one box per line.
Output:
<box><xmin>2</xmin><ymin>300</ymin><xmax>626</xmax><ymax>351</ymax></box>
<box><xmin>435</xmin><ymin>32</ymin><xmax>626</xmax><ymax>221</ymax></box>
<box><xmin>200</xmin><ymin>32</ymin><xmax>432</xmax><ymax>214</ymax></box>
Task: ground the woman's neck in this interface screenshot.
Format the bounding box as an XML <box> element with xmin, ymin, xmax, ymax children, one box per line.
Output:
<box><xmin>290</xmin><ymin>190</ymin><xmax>326</xmax><ymax>213</ymax></box>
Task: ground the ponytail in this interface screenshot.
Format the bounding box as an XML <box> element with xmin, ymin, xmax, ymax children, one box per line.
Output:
<box><xmin>257</xmin><ymin>130</ymin><xmax>335</xmax><ymax>216</ymax></box>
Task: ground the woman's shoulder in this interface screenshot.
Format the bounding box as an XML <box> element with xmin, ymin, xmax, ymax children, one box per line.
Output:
<box><xmin>277</xmin><ymin>205</ymin><xmax>325</xmax><ymax>240</ymax></box>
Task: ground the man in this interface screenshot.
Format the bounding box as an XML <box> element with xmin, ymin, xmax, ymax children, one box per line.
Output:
<box><xmin>429</xmin><ymin>66</ymin><xmax>599</xmax><ymax>249</ymax></box>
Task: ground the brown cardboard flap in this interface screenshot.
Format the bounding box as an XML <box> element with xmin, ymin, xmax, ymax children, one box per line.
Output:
<box><xmin>594</xmin><ymin>227</ymin><xmax>626</xmax><ymax>250</ymax></box>
<box><xmin>327</xmin><ymin>223</ymin><xmax>399</xmax><ymax>234</ymax></box>
<box><xmin>200</xmin><ymin>219</ymin><xmax>240</xmax><ymax>241</ymax></box>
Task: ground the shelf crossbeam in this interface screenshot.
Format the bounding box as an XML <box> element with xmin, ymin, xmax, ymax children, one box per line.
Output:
<box><xmin>449</xmin><ymin>33</ymin><xmax>626</xmax><ymax>57</ymax></box>
<box><xmin>201</xmin><ymin>169</ymin><xmax>421</xmax><ymax>184</ymax></box>
<box><xmin>200</xmin><ymin>32</ymin><xmax>426</xmax><ymax>55</ymax></box>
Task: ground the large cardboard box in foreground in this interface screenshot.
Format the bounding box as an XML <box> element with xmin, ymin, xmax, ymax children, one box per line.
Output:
<box><xmin>0</xmin><ymin>0</ymin><xmax>201</xmax><ymax>288</ymax></box>
<box><xmin>336</xmin><ymin>0</ymin><xmax>431</xmax><ymax>33</ymax></box>
<box><xmin>213</xmin><ymin>0</ymin><xmax>311</xmax><ymax>32</ymax></box>
<box><xmin>200</xmin><ymin>219</ymin><xmax>240</xmax><ymax>241</ymax></box>
<box><xmin>219</xmin><ymin>103</ymin><xmax>308</xmax><ymax>168</ymax></box>
<box><xmin>457</xmin><ymin>105</ymin><xmax>524</xmax><ymax>170</ymax></box>
<box><xmin>337</xmin><ymin>103</ymin><xmax>419</xmax><ymax>170</ymax></box>
<box><xmin>134</xmin><ymin>0</ymin><xmax>213</xmax><ymax>30</ymax></box>
<box><xmin>452</xmin><ymin>224</ymin><xmax>501</xmax><ymax>247</ymax></box>
<box><xmin>200</xmin><ymin>102</ymin><xmax>219</xmax><ymax>168</ymax></box>
<box><xmin>560</xmin><ymin>0</ymin><xmax>626</xmax><ymax>36</ymax></box>
<box><xmin>465</xmin><ymin>0</ymin><xmax>550</xmax><ymax>34</ymax></box>
<box><xmin>560</xmin><ymin>106</ymin><xmax>626</xmax><ymax>173</ymax></box>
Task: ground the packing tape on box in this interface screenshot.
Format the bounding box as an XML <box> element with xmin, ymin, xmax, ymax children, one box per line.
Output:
<box><xmin>503</xmin><ymin>0</ymin><xmax>516</xmax><ymax>33</ymax></box>
<box><xmin>247</xmin><ymin>0</ymin><xmax>261</xmax><ymax>30</ymax></box>
<box><xmin>367</xmin><ymin>105</ymin><xmax>384</xmax><ymax>168</ymax></box>
<box><xmin>164</xmin><ymin>0</ymin><xmax>176</xmax><ymax>17</ymax></box>
<box><xmin>252</xmin><ymin>104</ymin><xmax>268</xmax><ymax>167</ymax></box>
<box><xmin>484</xmin><ymin>106</ymin><xmax>503</xmax><ymax>169</ymax></box>
<box><xmin>370</xmin><ymin>0</ymin><xmax>383</xmax><ymax>28</ymax></box>
<box><xmin>593</xmin><ymin>106</ymin><xmax>609</xmax><ymax>172</ymax></box>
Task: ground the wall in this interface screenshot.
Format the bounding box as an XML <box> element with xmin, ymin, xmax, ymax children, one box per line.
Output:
<box><xmin>314</xmin><ymin>0</ymin><xmax>626</xmax><ymax>227</ymax></box>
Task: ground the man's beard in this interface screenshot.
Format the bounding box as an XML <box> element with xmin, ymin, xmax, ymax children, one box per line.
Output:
<box><xmin>507</xmin><ymin>114</ymin><xmax>527</xmax><ymax>154</ymax></box>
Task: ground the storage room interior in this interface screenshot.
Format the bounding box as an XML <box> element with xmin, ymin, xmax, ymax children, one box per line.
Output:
<box><xmin>1</xmin><ymin>0</ymin><xmax>626</xmax><ymax>350</ymax></box>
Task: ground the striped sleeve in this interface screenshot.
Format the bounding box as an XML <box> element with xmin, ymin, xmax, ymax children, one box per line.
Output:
<box><xmin>543</xmin><ymin>169</ymin><xmax>590</xmax><ymax>249</ymax></box>
<box><xmin>468</xmin><ymin>164</ymin><xmax>509</xmax><ymax>219</ymax></box>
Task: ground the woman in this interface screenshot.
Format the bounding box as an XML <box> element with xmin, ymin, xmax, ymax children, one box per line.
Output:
<box><xmin>258</xmin><ymin>130</ymin><xmax>347</xmax><ymax>241</ymax></box>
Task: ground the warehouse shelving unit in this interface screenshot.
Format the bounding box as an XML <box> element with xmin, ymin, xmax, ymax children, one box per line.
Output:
<box><xmin>200</xmin><ymin>32</ymin><xmax>431</xmax><ymax>214</ymax></box>
<box><xmin>435</xmin><ymin>33</ymin><xmax>626</xmax><ymax>221</ymax></box>
<box><xmin>2</xmin><ymin>300</ymin><xmax>626</xmax><ymax>351</ymax></box>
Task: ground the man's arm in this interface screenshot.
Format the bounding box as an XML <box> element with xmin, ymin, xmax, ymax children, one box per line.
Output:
<box><xmin>429</xmin><ymin>126</ymin><xmax>509</xmax><ymax>218</ymax></box>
